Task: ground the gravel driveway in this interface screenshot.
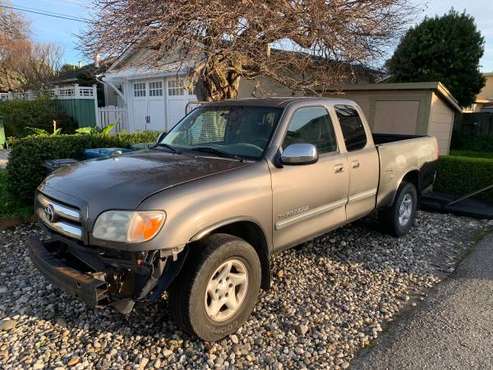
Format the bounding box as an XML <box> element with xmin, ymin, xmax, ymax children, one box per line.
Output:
<box><xmin>0</xmin><ymin>212</ymin><xmax>488</xmax><ymax>369</ymax></box>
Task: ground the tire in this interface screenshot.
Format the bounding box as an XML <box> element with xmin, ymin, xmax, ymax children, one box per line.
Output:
<box><xmin>168</xmin><ymin>233</ymin><xmax>261</xmax><ymax>341</ymax></box>
<box><xmin>380</xmin><ymin>182</ymin><xmax>418</xmax><ymax>237</ymax></box>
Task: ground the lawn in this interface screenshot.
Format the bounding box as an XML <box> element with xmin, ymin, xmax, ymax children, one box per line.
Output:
<box><xmin>0</xmin><ymin>169</ymin><xmax>33</xmax><ymax>224</ymax></box>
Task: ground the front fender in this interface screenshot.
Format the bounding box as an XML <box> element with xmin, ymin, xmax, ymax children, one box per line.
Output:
<box><xmin>138</xmin><ymin>161</ymin><xmax>273</xmax><ymax>252</ymax></box>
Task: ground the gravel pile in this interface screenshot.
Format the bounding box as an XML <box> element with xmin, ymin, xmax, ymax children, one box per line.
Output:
<box><xmin>0</xmin><ymin>212</ymin><xmax>489</xmax><ymax>369</ymax></box>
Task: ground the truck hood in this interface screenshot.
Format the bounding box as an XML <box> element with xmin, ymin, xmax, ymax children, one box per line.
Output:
<box><xmin>38</xmin><ymin>150</ymin><xmax>248</xmax><ymax>212</ymax></box>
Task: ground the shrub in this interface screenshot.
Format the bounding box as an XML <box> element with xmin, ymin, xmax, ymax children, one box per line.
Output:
<box><xmin>0</xmin><ymin>96</ymin><xmax>78</xmax><ymax>138</ymax></box>
<box><xmin>451</xmin><ymin>134</ymin><xmax>493</xmax><ymax>152</ymax></box>
<box><xmin>435</xmin><ymin>155</ymin><xmax>493</xmax><ymax>202</ymax></box>
<box><xmin>6</xmin><ymin>131</ymin><xmax>159</xmax><ymax>202</ymax></box>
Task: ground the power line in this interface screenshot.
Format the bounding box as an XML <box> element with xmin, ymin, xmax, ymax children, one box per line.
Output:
<box><xmin>0</xmin><ymin>4</ymin><xmax>90</xmax><ymax>23</ymax></box>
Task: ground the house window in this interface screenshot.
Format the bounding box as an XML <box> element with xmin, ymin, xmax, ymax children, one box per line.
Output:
<box><xmin>133</xmin><ymin>82</ymin><xmax>146</xmax><ymax>97</ymax></box>
<box><xmin>149</xmin><ymin>81</ymin><xmax>163</xmax><ymax>97</ymax></box>
<box><xmin>168</xmin><ymin>78</ymin><xmax>187</xmax><ymax>96</ymax></box>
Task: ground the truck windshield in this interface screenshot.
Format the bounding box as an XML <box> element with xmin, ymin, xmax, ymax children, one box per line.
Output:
<box><xmin>159</xmin><ymin>105</ymin><xmax>283</xmax><ymax>160</ymax></box>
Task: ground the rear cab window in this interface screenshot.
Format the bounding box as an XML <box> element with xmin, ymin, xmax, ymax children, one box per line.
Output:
<box><xmin>335</xmin><ymin>105</ymin><xmax>368</xmax><ymax>152</ymax></box>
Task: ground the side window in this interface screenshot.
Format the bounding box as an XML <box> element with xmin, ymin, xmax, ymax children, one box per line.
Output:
<box><xmin>283</xmin><ymin>107</ymin><xmax>337</xmax><ymax>154</ymax></box>
<box><xmin>335</xmin><ymin>105</ymin><xmax>367</xmax><ymax>151</ymax></box>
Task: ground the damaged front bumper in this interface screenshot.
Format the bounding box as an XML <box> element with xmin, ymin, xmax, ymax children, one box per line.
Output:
<box><xmin>28</xmin><ymin>236</ymin><xmax>187</xmax><ymax>314</ymax></box>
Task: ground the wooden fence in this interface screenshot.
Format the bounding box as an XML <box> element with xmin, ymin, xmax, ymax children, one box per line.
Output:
<box><xmin>455</xmin><ymin>112</ymin><xmax>493</xmax><ymax>137</ymax></box>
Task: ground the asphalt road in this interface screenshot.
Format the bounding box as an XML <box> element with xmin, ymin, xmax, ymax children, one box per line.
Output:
<box><xmin>352</xmin><ymin>232</ymin><xmax>493</xmax><ymax>370</ymax></box>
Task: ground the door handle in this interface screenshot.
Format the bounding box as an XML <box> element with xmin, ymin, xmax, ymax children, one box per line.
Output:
<box><xmin>352</xmin><ymin>160</ymin><xmax>360</xmax><ymax>169</ymax></box>
<box><xmin>334</xmin><ymin>164</ymin><xmax>344</xmax><ymax>173</ymax></box>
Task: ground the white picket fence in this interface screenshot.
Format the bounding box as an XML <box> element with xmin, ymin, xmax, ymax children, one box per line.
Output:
<box><xmin>97</xmin><ymin>105</ymin><xmax>129</xmax><ymax>132</ymax></box>
<box><xmin>0</xmin><ymin>84</ymin><xmax>97</xmax><ymax>101</ymax></box>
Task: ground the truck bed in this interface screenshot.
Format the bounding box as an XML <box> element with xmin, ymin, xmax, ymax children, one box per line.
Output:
<box><xmin>373</xmin><ymin>133</ymin><xmax>438</xmax><ymax>208</ymax></box>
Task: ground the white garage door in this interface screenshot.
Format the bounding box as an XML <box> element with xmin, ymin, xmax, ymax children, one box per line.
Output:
<box><xmin>166</xmin><ymin>78</ymin><xmax>196</xmax><ymax>131</ymax></box>
<box><xmin>131</xmin><ymin>78</ymin><xmax>196</xmax><ymax>132</ymax></box>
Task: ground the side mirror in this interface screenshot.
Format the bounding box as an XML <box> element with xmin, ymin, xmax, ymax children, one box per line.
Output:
<box><xmin>281</xmin><ymin>143</ymin><xmax>318</xmax><ymax>165</ymax></box>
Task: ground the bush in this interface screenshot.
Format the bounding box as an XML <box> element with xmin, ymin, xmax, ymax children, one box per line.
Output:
<box><xmin>0</xmin><ymin>96</ymin><xmax>78</xmax><ymax>138</ymax></box>
<box><xmin>451</xmin><ymin>134</ymin><xmax>493</xmax><ymax>152</ymax></box>
<box><xmin>7</xmin><ymin>131</ymin><xmax>159</xmax><ymax>202</ymax></box>
<box><xmin>435</xmin><ymin>155</ymin><xmax>493</xmax><ymax>202</ymax></box>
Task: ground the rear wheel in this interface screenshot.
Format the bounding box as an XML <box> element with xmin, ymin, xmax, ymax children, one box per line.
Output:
<box><xmin>168</xmin><ymin>233</ymin><xmax>261</xmax><ymax>341</ymax></box>
<box><xmin>380</xmin><ymin>182</ymin><xmax>418</xmax><ymax>237</ymax></box>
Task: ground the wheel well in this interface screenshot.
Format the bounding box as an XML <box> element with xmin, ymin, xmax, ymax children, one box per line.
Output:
<box><xmin>402</xmin><ymin>170</ymin><xmax>420</xmax><ymax>194</ymax></box>
<box><xmin>208</xmin><ymin>221</ymin><xmax>271</xmax><ymax>290</ymax></box>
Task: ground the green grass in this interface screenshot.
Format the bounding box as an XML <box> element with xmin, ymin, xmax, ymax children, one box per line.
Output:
<box><xmin>449</xmin><ymin>150</ymin><xmax>493</xmax><ymax>159</ymax></box>
<box><xmin>0</xmin><ymin>169</ymin><xmax>32</xmax><ymax>221</ymax></box>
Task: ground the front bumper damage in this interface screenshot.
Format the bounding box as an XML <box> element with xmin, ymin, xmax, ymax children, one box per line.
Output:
<box><xmin>28</xmin><ymin>235</ymin><xmax>187</xmax><ymax>314</ymax></box>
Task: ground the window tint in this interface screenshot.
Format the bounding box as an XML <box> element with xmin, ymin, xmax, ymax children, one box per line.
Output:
<box><xmin>335</xmin><ymin>105</ymin><xmax>367</xmax><ymax>151</ymax></box>
<box><xmin>283</xmin><ymin>107</ymin><xmax>337</xmax><ymax>154</ymax></box>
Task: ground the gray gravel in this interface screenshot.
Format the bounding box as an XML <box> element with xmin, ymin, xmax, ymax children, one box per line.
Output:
<box><xmin>0</xmin><ymin>212</ymin><xmax>488</xmax><ymax>369</ymax></box>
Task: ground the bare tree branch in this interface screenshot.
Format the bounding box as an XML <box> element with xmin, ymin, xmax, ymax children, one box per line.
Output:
<box><xmin>83</xmin><ymin>0</ymin><xmax>414</xmax><ymax>101</ymax></box>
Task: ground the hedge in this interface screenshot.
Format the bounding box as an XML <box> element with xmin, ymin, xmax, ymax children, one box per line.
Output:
<box><xmin>7</xmin><ymin>131</ymin><xmax>159</xmax><ymax>202</ymax></box>
<box><xmin>0</xmin><ymin>96</ymin><xmax>78</xmax><ymax>138</ymax></box>
<box><xmin>451</xmin><ymin>134</ymin><xmax>493</xmax><ymax>152</ymax></box>
<box><xmin>435</xmin><ymin>155</ymin><xmax>493</xmax><ymax>202</ymax></box>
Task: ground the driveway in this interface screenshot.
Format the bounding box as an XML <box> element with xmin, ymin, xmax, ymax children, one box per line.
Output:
<box><xmin>352</xmin><ymin>230</ymin><xmax>493</xmax><ymax>369</ymax></box>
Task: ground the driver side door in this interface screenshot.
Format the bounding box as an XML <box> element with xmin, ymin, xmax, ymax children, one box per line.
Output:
<box><xmin>270</xmin><ymin>106</ymin><xmax>349</xmax><ymax>251</ymax></box>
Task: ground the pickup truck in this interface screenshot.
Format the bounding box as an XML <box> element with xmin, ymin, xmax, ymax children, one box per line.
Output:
<box><xmin>29</xmin><ymin>97</ymin><xmax>439</xmax><ymax>341</ymax></box>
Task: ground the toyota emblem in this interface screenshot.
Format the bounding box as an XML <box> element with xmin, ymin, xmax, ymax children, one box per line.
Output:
<box><xmin>43</xmin><ymin>204</ymin><xmax>56</xmax><ymax>223</ymax></box>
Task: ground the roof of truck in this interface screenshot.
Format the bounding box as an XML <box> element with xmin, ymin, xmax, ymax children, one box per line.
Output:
<box><xmin>204</xmin><ymin>97</ymin><xmax>356</xmax><ymax>108</ymax></box>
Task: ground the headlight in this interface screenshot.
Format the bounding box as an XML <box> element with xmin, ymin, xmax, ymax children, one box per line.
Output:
<box><xmin>93</xmin><ymin>211</ymin><xmax>166</xmax><ymax>243</ymax></box>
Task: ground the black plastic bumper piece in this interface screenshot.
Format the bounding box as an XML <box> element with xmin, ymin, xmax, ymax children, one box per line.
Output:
<box><xmin>29</xmin><ymin>237</ymin><xmax>108</xmax><ymax>307</ymax></box>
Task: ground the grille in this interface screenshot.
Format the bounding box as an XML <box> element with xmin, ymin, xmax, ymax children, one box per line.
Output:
<box><xmin>37</xmin><ymin>193</ymin><xmax>83</xmax><ymax>240</ymax></box>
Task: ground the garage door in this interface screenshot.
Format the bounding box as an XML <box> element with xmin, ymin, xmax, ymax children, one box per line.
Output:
<box><xmin>131</xmin><ymin>80</ymin><xmax>166</xmax><ymax>132</ymax></box>
<box><xmin>166</xmin><ymin>78</ymin><xmax>196</xmax><ymax>131</ymax></box>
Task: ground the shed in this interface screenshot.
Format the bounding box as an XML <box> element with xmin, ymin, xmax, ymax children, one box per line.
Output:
<box><xmin>325</xmin><ymin>82</ymin><xmax>461</xmax><ymax>155</ymax></box>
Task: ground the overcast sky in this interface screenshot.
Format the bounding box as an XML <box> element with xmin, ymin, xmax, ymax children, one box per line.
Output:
<box><xmin>8</xmin><ymin>0</ymin><xmax>493</xmax><ymax>71</ymax></box>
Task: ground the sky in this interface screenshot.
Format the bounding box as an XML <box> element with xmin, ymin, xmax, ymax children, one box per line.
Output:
<box><xmin>7</xmin><ymin>0</ymin><xmax>493</xmax><ymax>72</ymax></box>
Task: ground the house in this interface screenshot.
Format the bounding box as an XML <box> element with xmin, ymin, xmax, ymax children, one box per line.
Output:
<box><xmin>464</xmin><ymin>72</ymin><xmax>493</xmax><ymax>113</ymax></box>
<box><xmin>99</xmin><ymin>48</ymin><xmax>378</xmax><ymax>132</ymax></box>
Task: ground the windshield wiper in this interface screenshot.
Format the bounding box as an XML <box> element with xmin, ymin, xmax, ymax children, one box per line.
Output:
<box><xmin>152</xmin><ymin>143</ymin><xmax>180</xmax><ymax>154</ymax></box>
<box><xmin>191</xmin><ymin>146</ymin><xmax>243</xmax><ymax>161</ymax></box>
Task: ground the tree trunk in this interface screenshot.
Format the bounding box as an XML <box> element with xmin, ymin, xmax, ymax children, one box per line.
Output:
<box><xmin>192</xmin><ymin>55</ymin><xmax>242</xmax><ymax>102</ymax></box>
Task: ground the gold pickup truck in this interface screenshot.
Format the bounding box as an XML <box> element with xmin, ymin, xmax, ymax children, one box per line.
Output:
<box><xmin>30</xmin><ymin>97</ymin><xmax>439</xmax><ymax>341</ymax></box>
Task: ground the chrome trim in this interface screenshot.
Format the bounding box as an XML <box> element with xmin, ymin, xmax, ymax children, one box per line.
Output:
<box><xmin>38</xmin><ymin>194</ymin><xmax>80</xmax><ymax>222</ymax></box>
<box><xmin>276</xmin><ymin>198</ymin><xmax>347</xmax><ymax>230</ymax></box>
<box><xmin>348</xmin><ymin>189</ymin><xmax>377</xmax><ymax>202</ymax></box>
<box><xmin>37</xmin><ymin>208</ymin><xmax>82</xmax><ymax>240</ymax></box>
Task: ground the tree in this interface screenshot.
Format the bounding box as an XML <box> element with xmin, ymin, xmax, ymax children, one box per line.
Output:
<box><xmin>0</xmin><ymin>1</ymin><xmax>62</xmax><ymax>91</ymax></box>
<box><xmin>84</xmin><ymin>0</ymin><xmax>411</xmax><ymax>101</ymax></box>
<box><xmin>387</xmin><ymin>10</ymin><xmax>485</xmax><ymax>107</ymax></box>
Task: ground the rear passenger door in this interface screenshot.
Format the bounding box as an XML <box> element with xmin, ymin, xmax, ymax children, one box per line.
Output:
<box><xmin>271</xmin><ymin>106</ymin><xmax>349</xmax><ymax>250</ymax></box>
<box><xmin>334</xmin><ymin>105</ymin><xmax>379</xmax><ymax>221</ymax></box>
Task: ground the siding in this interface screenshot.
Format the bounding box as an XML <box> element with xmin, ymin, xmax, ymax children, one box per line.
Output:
<box><xmin>428</xmin><ymin>92</ymin><xmax>454</xmax><ymax>155</ymax></box>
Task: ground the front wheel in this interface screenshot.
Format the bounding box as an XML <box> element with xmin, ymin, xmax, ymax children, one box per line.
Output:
<box><xmin>168</xmin><ymin>234</ymin><xmax>261</xmax><ymax>341</ymax></box>
<box><xmin>380</xmin><ymin>182</ymin><xmax>418</xmax><ymax>237</ymax></box>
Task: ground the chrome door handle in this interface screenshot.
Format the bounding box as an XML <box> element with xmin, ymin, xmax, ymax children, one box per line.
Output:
<box><xmin>352</xmin><ymin>160</ymin><xmax>360</xmax><ymax>169</ymax></box>
<box><xmin>334</xmin><ymin>164</ymin><xmax>344</xmax><ymax>173</ymax></box>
